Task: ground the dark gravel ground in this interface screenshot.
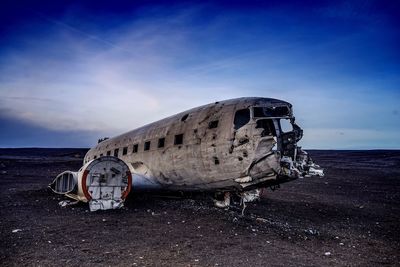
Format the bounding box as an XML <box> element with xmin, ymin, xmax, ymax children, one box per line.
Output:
<box><xmin>0</xmin><ymin>148</ymin><xmax>399</xmax><ymax>266</ymax></box>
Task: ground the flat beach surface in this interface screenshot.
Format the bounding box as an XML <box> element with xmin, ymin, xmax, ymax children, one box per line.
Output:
<box><xmin>0</xmin><ymin>149</ymin><xmax>399</xmax><ymax>266</ymax></box>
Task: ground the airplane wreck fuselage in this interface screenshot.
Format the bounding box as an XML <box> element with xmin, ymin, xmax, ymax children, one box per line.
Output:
<box><xmin>50</xmin><ymin>97</ymin><xmax>323</xmax><ymax>210</ymax></box>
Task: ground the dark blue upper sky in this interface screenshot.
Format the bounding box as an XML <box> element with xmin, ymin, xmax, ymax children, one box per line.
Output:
<box><xmin>0</xmin><ymin>0</ymin><xmax>399</xmax><ymax>148</ymax></box>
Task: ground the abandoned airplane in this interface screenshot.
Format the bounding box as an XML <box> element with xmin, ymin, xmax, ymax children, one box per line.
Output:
<box><xmin>49</xmin><ymin>97</ymin><xmax>323</xmax><ymax>211</ymax></box>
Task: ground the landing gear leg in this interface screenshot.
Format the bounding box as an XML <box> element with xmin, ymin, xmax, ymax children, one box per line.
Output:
<box><xmin>240</xmin><ymin>189</ymin><xmax>262</xmax><ymax>215</ymax></box>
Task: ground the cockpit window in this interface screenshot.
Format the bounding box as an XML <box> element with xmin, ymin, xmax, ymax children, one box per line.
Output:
<box><xmin>256</xmin><ymin>119</ymin><xmax>276</xmax><ymax>137</ymax></box>
<box><xmin>253</xmin><ymin>107</ymin><xmax>265</xmax><ymax>117</ymax></box>
<box><xmin>253</xmin><ymin>106</ymin><xmax>290</xmax><ymax>118</ymax></box>
<box><xmin>234</xmin><ymin>108</ymin><xmax>250</xmax><ymax>130</ymax></box>
<box><xmin>280</xmin><ymin>119</ymin><xmax>293</xmax><ymax>133</ymax></box>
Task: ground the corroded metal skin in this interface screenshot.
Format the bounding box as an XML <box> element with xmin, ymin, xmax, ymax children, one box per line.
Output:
<box><xmin>83</xmin><ymin>97</ymin><xmax>323</xmax><ymax>193</ymax></box>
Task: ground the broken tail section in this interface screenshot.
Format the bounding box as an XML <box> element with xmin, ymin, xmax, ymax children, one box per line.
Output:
<box><xmin>49</xmin><ymin>156</ymin><xmax>132</xmax><ymax>211</ymax></box>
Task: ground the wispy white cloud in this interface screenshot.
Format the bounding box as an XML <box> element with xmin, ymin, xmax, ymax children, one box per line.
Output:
<box><xmin>0</xmin><ymin>5</ymin><xmax>399</xmax><ymax>148</ymax></box>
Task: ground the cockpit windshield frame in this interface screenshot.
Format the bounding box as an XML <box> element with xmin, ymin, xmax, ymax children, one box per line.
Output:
<box><xmin>252</xmin><ymin>105</ymin><xmax>292</xmax><ymax>119</ymax></box>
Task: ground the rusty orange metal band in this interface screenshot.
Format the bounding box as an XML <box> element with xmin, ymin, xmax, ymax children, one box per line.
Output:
<box><xmin>121</xmin><ymin>171</ymin><xmax>132</xmax><ymax>199</ymax></box>
<box><xmin>81</xmin><ymin>170</ymin><xmax>92</xmax><ymax>201</ymax></box>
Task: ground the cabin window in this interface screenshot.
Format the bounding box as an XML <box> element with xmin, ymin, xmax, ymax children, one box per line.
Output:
<box><xmin>122</xmin><ymin>147</ymin><xmax>128</xmax><ymax>155</ymax></box>
<box><xmin>133</xmin><ymin>144</ymin><xmax>138</xmax><ymax>153</ymax></box>
<box><xmin>106</xmin><ymin>151</ymin><xmax>111</xmax><ymax>156</ymax></box>
<box><xmin>181</xmin><ymin>114</ymin><xmax>189</xmax><ymax>122</ymax></box>
<box><xmin>144</xmin><ymin>141</ymin><xmax>151</xmax><ymax>151</ymax></box>
<box><xmin>100</xmin><ymin>153</ymin><xmax>103</xmax><ymax>157</ymax></box>
<box><xmin>132</xmin><ymin>144</ymin><xmax>138</xmax><ymax>153</ymax></box>
<box><xmin>174</xmin><ymin>134</ymin><xmax>183</xmax><ymax>145</ymax></box>
<box><xmin>280</xmin><ymin>119</ymin><xmax>293</xmax><ymax>133</ymax></box>
<box><xmin>94</xmin><ymin>155</ymin><xmax>97</xmax><ymax>159</ymax></box>
<box><xmin>234</xmin><ymin>108</ymin><xmax>250</xmax><ymax>130</ymax></box>
<box><xmin>114</xmin><ymin>148</ymin><xmax>119</xmax><ymax>157</ymax></box>
<box><xmin>208</xmin><ymin>120</ymin><xmax>219</xmax><ymax>129</ymax></box>
<box><xmin>158</xmin><ymin>138</ymin><xmax>165</xmax><ymax>148</ymax></box>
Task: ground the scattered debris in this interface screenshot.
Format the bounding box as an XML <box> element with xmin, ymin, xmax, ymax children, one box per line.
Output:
<box><xmin>12</xmin><ymin>229</ymin><xmax>22</xmax><ymax>233</ymax></box>
<box><xmin>214</xmin><ymin>192</ymin><xmax>231</xmax><ymax>208</ymax></box>
<box><xmin>305</xmin><ymin>229</ymin><xmax>319</xmax><ymax>235</ymax></box>
<box><xmin>58</xmin><ymin>200</ymin><xmax>79</xmax><ymax>207</ymax></box>
<box><xmin>256</xmin><ymin>217</ymin><xmax>268</xmax><ymax>223</ymax></box>
<box><xmin>324</xmin><ymin>252</ymin><xmax>331</xmax><ymax>256</ymax></box>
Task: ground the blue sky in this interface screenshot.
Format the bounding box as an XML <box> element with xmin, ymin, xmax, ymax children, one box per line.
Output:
<box><xmin>0</xmin><ymin>0</ymin><xmax>399</xmax><ymax>149</ymax></box>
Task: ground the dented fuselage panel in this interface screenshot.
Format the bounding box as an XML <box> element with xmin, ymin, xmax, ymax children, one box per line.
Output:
<box><xmin>82</xmin><ymin>97</ymin><xmax>323</xmax><ymax>194</ymax></box>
